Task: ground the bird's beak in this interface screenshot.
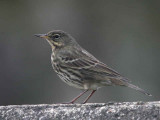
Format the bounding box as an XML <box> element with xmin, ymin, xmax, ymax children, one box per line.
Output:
<box><xmin>34</xmin><ymin>34</ymin><xmax>48</xmax><ymax>39</ymax></box>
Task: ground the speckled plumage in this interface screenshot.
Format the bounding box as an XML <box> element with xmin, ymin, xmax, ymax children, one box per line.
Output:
<box><xmin>35</xmin><ymin>30</ymin><xmax>151</xmax><ymax>103</ymax></box>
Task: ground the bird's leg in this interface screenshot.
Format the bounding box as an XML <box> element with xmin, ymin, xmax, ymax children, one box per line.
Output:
<box><xmin>63</xmin><ymin>90</ymin><xmax>89</xmax><ymax>104</ymax></box>
<box><xmin>82</xmin><ymin>90</ymin><xmax>96</xmax><ymax>104</ymax></box>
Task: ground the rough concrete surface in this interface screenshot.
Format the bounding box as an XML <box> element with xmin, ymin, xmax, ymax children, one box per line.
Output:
<box><xmin>0</xmin><ymin>101</ymin><xmax>160</xmax><ymax>120</ymax></box>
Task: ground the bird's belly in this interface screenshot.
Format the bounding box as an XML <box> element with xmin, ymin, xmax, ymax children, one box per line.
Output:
<box><xmin>52</xmin><ymin>63</ymin><xmax>84</xmax><ymax>89</ymax></box>
<box><xmin>51</xmin><ymin>61</ymin><xmax>111</xmax><ymax>90</ymax></box>
<box><xmin>83</xmin><ymin>83</ymin><xmax>101</xmax><ymax>90</ymax></box>
<box><xmin>57</xmin><ymin>73</ymin><xmax>84</xmax><ymax>89</ymax></box>
<box><xmin>83</xmin><ymin>81</ymin><xmax>107</xmax><ymax>90</ymax></box>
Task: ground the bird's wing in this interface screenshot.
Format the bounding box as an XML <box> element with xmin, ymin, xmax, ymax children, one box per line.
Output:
<box><xmin>58</xmin><ymin>48</ymin><xmax>130</xmax><ymax>82</ymax></box>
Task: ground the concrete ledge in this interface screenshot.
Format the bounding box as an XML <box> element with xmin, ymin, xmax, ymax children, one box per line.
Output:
<box><xmin>0</xmin><ymin>101</ymin><xmax>160</xmax><ymax>120</ymax></box>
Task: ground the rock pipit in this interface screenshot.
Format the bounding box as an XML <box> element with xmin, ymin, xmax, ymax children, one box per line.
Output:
<box><xmin>35</xmin><ymin>30</ymin><xmax>151</xmax><ymax>104</ymax></box>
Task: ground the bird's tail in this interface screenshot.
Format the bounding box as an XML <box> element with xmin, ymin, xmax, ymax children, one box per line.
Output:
<box><xmin>125</xmin><ymin>83</ymin><xmax>152</xmax><ymax>96</ymax></box>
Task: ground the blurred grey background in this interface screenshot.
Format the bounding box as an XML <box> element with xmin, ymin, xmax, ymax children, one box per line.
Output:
<box><xmin>0</xmin><ymin>0</ymin><xmax>160</xmax><ymax>105</ymax></box>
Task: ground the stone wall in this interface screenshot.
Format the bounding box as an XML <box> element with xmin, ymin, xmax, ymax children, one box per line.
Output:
<box><xmin>0</xmin><ymin>101</ymin><xmax>160</xmax><ymax>120</ymax></box>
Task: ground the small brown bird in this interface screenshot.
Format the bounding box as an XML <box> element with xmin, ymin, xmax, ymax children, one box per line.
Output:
<box><xmin>35</xmin><ymin>30</ymin><xmax>151</xmax><ymax>104</ymax></box>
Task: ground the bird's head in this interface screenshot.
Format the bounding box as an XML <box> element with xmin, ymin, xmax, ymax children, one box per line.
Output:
<box><xmin>35</xmin><ymin>30</ymin><xmax>77</xmax><ymax>50</ymax></box>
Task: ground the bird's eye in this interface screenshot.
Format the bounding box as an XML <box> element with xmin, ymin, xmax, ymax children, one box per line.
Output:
<box><xmin>54</xmin><ymin>34</ymin><xmax>60</xmax><ymax>39</ymax></box>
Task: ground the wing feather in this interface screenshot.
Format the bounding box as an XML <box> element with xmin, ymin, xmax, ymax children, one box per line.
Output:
<box><xmin>58</xmin><ymin>48</ymin><xmax>130</xmax><ymax>82</ymax></box>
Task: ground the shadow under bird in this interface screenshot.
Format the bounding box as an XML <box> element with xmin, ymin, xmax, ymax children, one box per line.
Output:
<box><xmin>35</xmin><ymin>30</ymin><xmax>151</xmax><ymax>104</ymax></box>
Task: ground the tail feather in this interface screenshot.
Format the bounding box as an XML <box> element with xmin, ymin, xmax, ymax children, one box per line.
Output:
<box><xmin>125</xmin><ymin>83</ymin><xmax>152</xmax><ymax>96</ymax></box>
